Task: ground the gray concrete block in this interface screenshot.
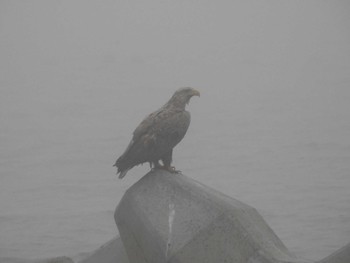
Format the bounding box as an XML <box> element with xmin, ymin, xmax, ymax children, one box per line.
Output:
<box><xmin>115</xmin><ymin>170</ymin><xmax>307</xmax><ymax>263</ymax></box>
<box><xmin>78</xmin><ymin>236</ymin><xmax>129</xmax><ymax>263</ymax></box>
<box><xmin>0</xmin><ymin>256</ymin><xmax>73</xmax><ymax>263</ymax></box>
<box><xmin>318</xmin><ymin>243</ymin><xmax>350</xmax><ymax>263</ymax></box>
<box><xmin>37</xmin><ymin>257</ymin><xmax>74</xmax><ymax>263</ymax></box>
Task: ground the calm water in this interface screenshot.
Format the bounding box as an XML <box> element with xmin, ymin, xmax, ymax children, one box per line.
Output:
<box><xmin>1</xmin><ymin>1</ymin><xmax>349</xmax><ymax>261</ymax></box>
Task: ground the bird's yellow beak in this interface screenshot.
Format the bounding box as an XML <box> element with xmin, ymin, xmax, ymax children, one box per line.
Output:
<box><xmin>191</xmin><ymin>89</ymin><xmax>200</xmax><ymax>97</ymax></box>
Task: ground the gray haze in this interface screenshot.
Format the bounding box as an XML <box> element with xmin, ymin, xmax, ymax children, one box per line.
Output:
<box><xmin>1</xmin><ymin>0</ymin><xmax>350</xmax><ymax>261</ymax></box>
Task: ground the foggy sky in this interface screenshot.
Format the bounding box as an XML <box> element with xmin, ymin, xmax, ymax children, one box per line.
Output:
<box><xmin>1</xmin><ymin>0</ymin><xmax>350</xmax><ymax>260</ymax></box>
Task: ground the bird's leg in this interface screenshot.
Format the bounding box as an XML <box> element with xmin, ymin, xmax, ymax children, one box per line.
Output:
<box><xmin>161</xmin><ymin>150</ymin><xmax>182</xmax><ymax>174</ymax></box>
<box><xmin>151</xmin><ymin>160</ymin><xmax>162</xmax><ymax>171</ymax></box>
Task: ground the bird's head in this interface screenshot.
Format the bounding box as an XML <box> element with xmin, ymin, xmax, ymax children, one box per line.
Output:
<box><xmin>168</xmin><ymin>87</ymin><xmax>200</xmax><ymax>108</ymax></box>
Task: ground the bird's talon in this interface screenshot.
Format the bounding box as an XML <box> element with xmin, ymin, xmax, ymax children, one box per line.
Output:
<box><xmin>169</xmin><ymin>167</ymin><xmax>182</xmax><ymax>174</ymax></box>
<box><xmin>153</xmin><ymin>165</ymin><xmax>182</xmax><ymax>174</ymax></box>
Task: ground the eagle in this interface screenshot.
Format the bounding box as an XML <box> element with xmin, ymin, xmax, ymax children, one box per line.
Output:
<box><xmin>114</xmin><ymin>87</ymin><xmax>200</xmax><ymax>179</ymax></box>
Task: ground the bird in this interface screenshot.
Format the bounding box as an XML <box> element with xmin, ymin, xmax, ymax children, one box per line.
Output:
<box><xmin>114</xmin><ymin>87</ymin><xmax>200</xmax><ymax>179</ymax></box>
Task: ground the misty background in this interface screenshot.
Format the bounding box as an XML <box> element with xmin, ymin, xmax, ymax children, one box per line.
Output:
<box><xmin>1</xmin><ymin>0</ymin><xmax>349</xmax><ymax>261</ymax></box>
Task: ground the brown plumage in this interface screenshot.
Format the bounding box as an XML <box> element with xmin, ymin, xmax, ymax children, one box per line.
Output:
<box><xmin>114</xmin><ymin>87</ymin><xmax>200</xmax><ymax>179</ymax></box>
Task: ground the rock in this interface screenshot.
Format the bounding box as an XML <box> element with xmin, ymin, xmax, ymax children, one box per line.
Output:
<box><xmin>38</xmin><ymin>257</ymin><xmax>74</xmax><ymax>263</ymax></box>
<box><xmin>115</xmin><ymin>170</ymin><xmax>307</xmax><ymax>263</ymax></box>
<box><xmin>0</xmin><ymin>256</ymin><xmax>73</xmax><ymax>263</ymax></box>
<box><xmin>318</xmin><ymin>242</ymin><xmax>350</xmax><ymax>263</ymax></box>
<box><xmin>78</xmin><ymin>236</ymin><xmax>129</xmax><ymax>263</ymax></box>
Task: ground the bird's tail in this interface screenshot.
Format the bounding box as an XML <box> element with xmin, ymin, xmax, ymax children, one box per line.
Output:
<box><xmin>113</xmin><ymin>157</ymin><xmax>130</xmax><ymax>179</ymax></box>
<box><xmin>114</xmin><ymin>138</ymin><xmax>142</xmax><ymax>179</ymax></box>
<box><xmin>117</xmin><ymin>168</ymin><xmax>130</xmax><ymax>179</ymax></box>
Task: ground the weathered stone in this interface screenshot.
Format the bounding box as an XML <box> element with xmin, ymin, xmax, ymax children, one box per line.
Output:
<box><xmin>115</xmin><ymin>170</ymin><xmax>307</xmax><ymax>263</ymax></box>
<box><xmin>78</xmin><ymin>236</ymin><xmax>129</xmax><ymax>263</ymax></box>
<box><xmin>318</xmin><ymin>242</ymin><xmax>350</xmax><ymax>263</ymax></box>
<box><xmin>0</xmin><ymin>256</ymin><xmax>73</xmax><ymax>263</ymax></box>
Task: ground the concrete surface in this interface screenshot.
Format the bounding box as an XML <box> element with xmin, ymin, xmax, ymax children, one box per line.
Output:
<box><xmin>318</xmin><ymin>242</ymin><xmax>350</xmax><ymax>263</ymax></box>
<box><xmin>78</xmin><ymin>236</ymin><xmax>129</xmax><ymax>263</ymax></box>
<box><xmin>0</xmin><ymin>256</ymin><xmax>73</xmax><ymax>263</ymax></box>
<box><xmin>115</xmin><ymin>170</ymin><xmax>308</xmax><ymax>263</ymax></box>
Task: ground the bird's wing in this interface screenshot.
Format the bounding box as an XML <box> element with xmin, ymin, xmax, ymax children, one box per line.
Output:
<box><xmin>151</xmin><ymin>108</ymin><xmax>191</xmax><ymax>148</ymax></box>
<box><xmin>115</xmin><ymin>107</ymin><xmax>166</xmax><ymax>164</ymax></box>
<box><xmin>133</xmin><ymin>108</ymin><xmax>164</xmax><ymax>140</ymax></box>
<box><xmin>115</xmin><ymin>107</ymin><xmax>190</xmax><ymax>170</ymax></box>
